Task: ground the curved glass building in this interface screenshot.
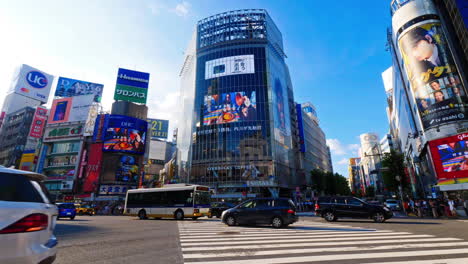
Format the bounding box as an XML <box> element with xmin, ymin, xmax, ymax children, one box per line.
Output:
<box><xmin>177</xmin><ymin>9</ymin><xmax>299</xmax><ymax>200</ymax></box>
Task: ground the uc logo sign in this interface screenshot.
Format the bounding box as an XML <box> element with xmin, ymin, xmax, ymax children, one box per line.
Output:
<box><xmin>26</xmin><ymin>71</ymin><xmax>48</xmax><ymax>88</ymax></box>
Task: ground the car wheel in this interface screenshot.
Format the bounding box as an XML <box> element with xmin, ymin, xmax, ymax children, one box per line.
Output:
<box><xmin>324</xmin><ymin>211</ymin><xmax>337</xmax><ymax>222</ymax></box>
<box><xmin>175</xmin><ymin>210</ymin><xmax>184</xmax><ymax>220</ymax></box>
<box><xmin>70</xmin><ymin>216</ymin><xmax>75</xmax><ymax>220</ymax></box>
<box><xmin>208</xmin><ymin>215</ymin><xmax>213</xmax><ymax>218</ymax></box>
<box><xmin>216</xmin><ymin>213</ymin><xmax>221</xmax><ymax>218</ymax></box>
<box><xmin>138</xmin><ymin>210</ymin><xmax>147</xmax><ymax>220</ymax></box>
<box><xmin>192</xmin><ymin>217</ymin><xmax>199</xmax><ymax>220</ymax></box>
<box><xmin>272</xmin><ymin>217</ymin><xmax>283</xmax><ymax>228</ymax></box>
<box><xmin>225</xmin><ymin>215</ymin><xmax>236</xmax><ymax>226</ymax></box>
<box><xmin>373</xmin><ymin>212</ymin><xmax>386</xmax><ymax>223</ymax></box>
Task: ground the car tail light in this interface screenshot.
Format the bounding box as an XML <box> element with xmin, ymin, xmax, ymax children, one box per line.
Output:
<box><xmin>287</xmin><ymin>209</ymin><xmax>295</xmax><ymax>214</ymax></box>
<box><xmin>194</xmin><ymin>209</ymin><xmax>199</xmax><ymax>213</ymax></box>
<box><xmin>315</xmin><ymin>203</ymin><xmax>320</xmax><ymax>210</ymax></box>
<box><xmin>0</xmin><ymin>214</ymin><xmax>48</xmax><ymax>234</ymax></box>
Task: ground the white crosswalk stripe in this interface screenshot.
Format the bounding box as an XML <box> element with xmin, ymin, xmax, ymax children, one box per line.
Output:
<box><xmin>178</xmin><ymin>220</ymin><xmax>468</xmax><ymax>264</ymax></box>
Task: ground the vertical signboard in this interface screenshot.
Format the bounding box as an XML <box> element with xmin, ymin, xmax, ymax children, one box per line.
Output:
<box><xmin>36</xmin><ymin>145</ymin><xmax>48</xmax><ymax>174</ymax></box>
<box><xmin>9</xmin><ymin>64</ymin><xmax>54</xmax><ymax>103</ymax></box>
<box><xmin>147</xmin><ymin>119</ymin><xmax>169</xmax><ymax>139</ymax></box>
<box><xmin>29</xmin><ymin>106</ymin><xmax>48</xmax><ymax>138</ymax></box>
<box><xmin>114</xmin><ymin>68</ymin><xmax>150</xmax><ymax>104</ymax></box>
<box><xmin>84</xmin><ymin>104</ymin><xmax>99</xmax><ymax>136</ymax></box>
<box><xmin>295</xmin><ymin>104</ymin><xmax>306</xmax><ymax>153</ymax></box>
<box><xmin>82</xmin><ymin>143</ymin><xmax>103</xmax><ymax>193</ymax></box>
<box><xmin>398</xmin><ymin>22</ymin><xmax>468</xmax><ymax>129</ymax></box>
<box><xmin>19</xmin><ymin>150</ymin><xmax>35</xmax><ymax>172</ymax></box>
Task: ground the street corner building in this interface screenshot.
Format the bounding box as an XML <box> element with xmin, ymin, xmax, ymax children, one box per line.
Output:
<box><xmin>385</xmin><ymin>0</ymin><xmax>468</xmax><ymax>199</ymax></box>
<box><xmin>177</xmin><ymin>9</ymin><xmax>305</xmax><ymax>202</ymax></box>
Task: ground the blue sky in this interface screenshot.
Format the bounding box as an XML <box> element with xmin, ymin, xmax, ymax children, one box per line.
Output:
<box><xmin>0</xmin><ymin>0</ymin><xmax>392</xmax><ymax>177</ymax></box>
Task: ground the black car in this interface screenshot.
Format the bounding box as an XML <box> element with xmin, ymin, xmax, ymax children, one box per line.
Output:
<box><xmin>221</xmin><ymin>198</ymin><xmax>298</xmax><ymax>228</ymax></box>
<box><xmin>209</xmin><ymin>202</ymin><xmax>235</xmax><ymax>218</ymax></box>
<box><xmin>315</xmin><ymin>196</ymin><xmax>393</xmax><ymax>223</ymax></box>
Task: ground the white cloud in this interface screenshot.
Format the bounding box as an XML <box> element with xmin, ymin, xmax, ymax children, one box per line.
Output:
<box><xmin>173</xmin><ymin>1</ymin><xmax>191</xmax><ymax>17</ymax></box>
<box><xmin>148</xmin><ymin>2</ymin><xmax>165</xmax><ymax>15</ymax></box>
<box><xmin>337</xmin><ymin>158</ymin><xmax>348</xmax><ymax>165</ymax></box>
<box><xmin>326</xmin><ymin>138</ymin><xmax>360</xmax><ymax>156</ymax></box>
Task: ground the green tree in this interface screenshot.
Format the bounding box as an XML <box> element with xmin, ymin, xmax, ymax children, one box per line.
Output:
<box><xmin>310</xmin><ymin>169</ymin><xmax>350</xmax><ymax>196</ymax></box>
<box><xmin>381</xmin><ymin>150</ymin><xmax>406</xmax><ymax>192</ymax></box>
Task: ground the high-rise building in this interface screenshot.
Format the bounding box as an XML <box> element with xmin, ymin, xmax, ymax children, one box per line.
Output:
<box><xmin>177</xmin><ymin>9</ymin><xmax>300</xmax><ymax>201</ymax></box>
<box><xmin>296</xmin><ymin>102</ymin><xmax>333</xmax><ymax>183</ymax></box>
<box><xmin>388</xmin><ymin>0</ymin><xmax>468</xmax><ymax>196</ymax></box>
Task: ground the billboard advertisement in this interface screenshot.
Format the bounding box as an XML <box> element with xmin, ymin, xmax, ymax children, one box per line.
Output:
<box><xmin>115</xmin><ymin>155</ymin><xmax>139</xmax><ymax>182</ymax></box>
<box><xmin>9</xmin><ymin>64</ymin><xmax>54</xmax><ymax>103</ymax></box>
<box><xmin>296</xmin><ymin>104</ymin><xmax>306</xmax><ymax>153</ymax></box>
<box><xmin>99</xmin><ymin>185</ymin><xmax>132</xmax><ymax>195</ymax></box>
<box><xmin>84</xmin><ymin>104</ymin><xmax>99</xmax><ymax>136</ymax></box>
<box><xmin>43</xmin><ymin>123</ymin><xmax>83</xmax><ymax>142</ymax></box>
<box><xmin>19</xmin><ymin>150</ymin><xmax>35</xmax><ymax>172</ymax></box>
<box><xmin>114</xmin><ymin>68</ymin><xmax>150</xmax><ymax>104</ymax></box>
<box><xmin>82</xmin><ymin>143</ymin><xmax>103</xmax><ymax>193</ymax></box>
<box><xmin>55</xmin><ymin>77</ymin><xmax>104</xmax><ymax>102</ymax></box>
<box><xmin>203</xmin><ymin>91</ymin><xmax>257</xmax><ymax>125</ymax></box>
<box><xmin>398</xmin><ymin>22</ymin><xmax>468</xmax><ymax>129</ymax></box>
<box><xmin>36</xmin><ymin>145</ymin><xmax>48</xmax><ymax>174</ymax></box>
<box><xmin>29</xmin><ymin>106</ymin><xmax>48</xmax><ymax>138</ymax></box>
<box><xmin>205</xmin><ymin>55</ymin><xmax>255</xmax><ymax>80</ymax></box>
<box><xmin>102</xmin><ymin>115</ymin><xmax>147</xmax><ymax>154</ymax></box>
<box><xmin>48</xmin><ymin>95</ymin><xmax>94</xmax><ymax>124</ymax></box>
<box><xmin>429</xmin><ymin>133</ymin><xmax>468</xmax><ymax>184</ymax></box>
<box><xmin>148</xmin><ymin>119</ymin><xmax>169</xmax><ymax>140</ymax></box>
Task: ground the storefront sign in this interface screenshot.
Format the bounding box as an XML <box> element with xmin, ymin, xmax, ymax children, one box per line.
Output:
<box><xmin>29</xmin><ymin>106</ymin><xmax>48</xmax><ymax>138</ymax></box>
<box><xmin>429</xmin><ymin>133</ymin><xmax>468</xmax><ymax>184</ymax></box>
<box><xmin>98</xmin><ymin>185</ymin><xmax>131</xmax><ymax>195</ymax></box>
<box><xmin>196</xmin><ymin>125</ymin><xmax>261</xmax><ymax>136</ymax></box>
<box><xmin>246</xmin><ymin>180</ymin><xmax>276</xmax><ymax>187</ymax></box>
<box><xmin>19</xmin><ymin>150</ymin><xmax>35</xmax><ymax>172</ymax></box>
<box><xmin>43</xmin><ymin>124</ymin><xmax>83</xmax><ymax>142</ymax></box>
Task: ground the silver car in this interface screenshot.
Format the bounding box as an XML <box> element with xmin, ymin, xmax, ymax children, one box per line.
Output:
<box><xmin>0</xmin><ymin>166</ymin><xmax>58</xmax><ymax>264</ymax></box>
<box><xmin>384</xmin><ymin>199</ymin><xmax>401</xmax><ymax>211</ymax></box>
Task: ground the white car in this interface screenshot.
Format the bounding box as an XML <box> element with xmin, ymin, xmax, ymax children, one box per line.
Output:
<box><xmin>0</xmin><ymin>166</ymin><xmax>58</xmax><ymax>264</ymax></box>
<box><xmin>384</xmin><ymin>199</ymin><xmax>401</xmax><ymax>211</ymax></box>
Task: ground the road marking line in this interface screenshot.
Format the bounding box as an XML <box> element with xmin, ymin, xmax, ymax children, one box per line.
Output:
<box><xmin>181</xmin><ymin>238</ymin><xmax>462</xmax><ymax>252</ymax></box>
<box><xmin>179</xmin><ymin>230</ymin><xmax>391</xmax><ymax>238</ymax></box>
<box><xmin>180</xmin><ymin>234</ymin><xmax>434</xmax><ymax>246</ymax></box>
<box><xmin>366</xmin><ymin>257</ymin><xmax>468</xmax><ymax>264</ymax></box>
<box><xmin>183</xmin><ymin>248</ymin><xmax>468</xmax><ymax>263</ymax></box>
<box><xmin>180</xmin><ymin>232</ymin><xmax>413</xmax><ymax>242</ymax></box>
<box><xmin>183</xmin><ymin>242</ymin><xmax>468</xmax><ymax>259</ymax></box>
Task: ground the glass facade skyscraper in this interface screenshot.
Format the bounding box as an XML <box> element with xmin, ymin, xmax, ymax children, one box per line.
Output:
<box><xmin>177</xmin><ymin>9</ymin><xmax>298</xmax><ymax>200</ymax></box>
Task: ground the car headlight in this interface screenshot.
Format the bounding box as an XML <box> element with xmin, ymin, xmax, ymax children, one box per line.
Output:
<box><xmin>383</xmin><ymin>207</ymin><xmax>390</xmax><ymax>212</ymax></box>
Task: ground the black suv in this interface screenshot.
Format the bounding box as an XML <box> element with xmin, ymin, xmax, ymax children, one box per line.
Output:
<box><xmin>221</xmin><ymin>198</ymin><xmax>298</xmax><ymax>228</ymax></box>
<box><xmin>315</xmin><ymin>196</ymin><xmax>393</xmax><ymax>223</ymax></box>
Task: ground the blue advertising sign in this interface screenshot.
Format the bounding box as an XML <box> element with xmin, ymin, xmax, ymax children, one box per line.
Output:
<box><xmin>296</xmin><ymin>104</ymin><xmax>306</xmax><ymax>153</ymax></box>
<box><xmin>102</xmin><ymin>115</ymin><xmax>147</xmax><ymax>155</ymax></box>
<box><xmin>36</xmin><ymin>145</ymin><xmax>48</xmax><ymax>173</ymax></box>
<box><xmin>148</xmin><ymin>119</ymin><xmax>169</xmax><ymax>140</ymax></box>
<box><xmin>116</xmin><ymin>68</ymin><xmax>150</xmax><ymax>89</ymax></box>
<box><xmin>55</xmin><ymin>77</ymin><xmax>104</xmax><ymax>102</ymax></box>
<box><xmin>455</xmin><ymin>0</ymin><xmax>468</xmax><ymax>29</ymax></box>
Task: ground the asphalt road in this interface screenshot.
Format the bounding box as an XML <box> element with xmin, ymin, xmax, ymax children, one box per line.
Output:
<box><xmin>54</xmin><ymin>215</ymin><xmax>468</xmax><ymax>264</ymax></box>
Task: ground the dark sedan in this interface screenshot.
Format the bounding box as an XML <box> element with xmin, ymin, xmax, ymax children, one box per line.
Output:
<box><xmin>221</xmin><ymin>198</ymin><xmax>298</xmax><ymax>228</ymax></box>
<box><xmin>209</xmin><ymin>202</ymin><xmax>235</xmax><ymax>218</ymax></box>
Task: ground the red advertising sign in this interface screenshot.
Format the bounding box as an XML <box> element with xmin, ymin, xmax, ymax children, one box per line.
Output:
<box><xmin>428</xmin><ymin>133</ymin><xmax>468</xmax><ymax>184</ymax></box>
<box><xmin>29</xmin><ymin>107</ymin><xmax>48</xmax><ymax>138</ymax></box>
<box><xmin>82</xmin><ymin>143</ymin><xmax>103</xmax><ymax>193</ymax></box>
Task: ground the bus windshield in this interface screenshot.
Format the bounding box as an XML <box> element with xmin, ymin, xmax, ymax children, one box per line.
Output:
<box><xmin>194</xmin><ymin>191</ymin><xmax>210</xmax><ymax>206</ymax></box>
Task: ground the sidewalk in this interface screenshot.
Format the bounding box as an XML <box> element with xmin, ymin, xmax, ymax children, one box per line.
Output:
<box><xmin>296</xmin><ymin>211</ymin><xmax>468</xmax><ymax>220</ymax></box>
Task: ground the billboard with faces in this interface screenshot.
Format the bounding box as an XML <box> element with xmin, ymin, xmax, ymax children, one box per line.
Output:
<box><xmin>398</xmin><ymin>22</ymin><xmax>468</xmax><ymax>129</ymax></box>
<box><xmin>102</xmin><ymin>115</ymin><xmax>147</xmax><ymax>155</ymax></box>
<box><xmin>203</xmin><ymin>91</ymin><xmax>257</xmax><ymax>125</ymax></box>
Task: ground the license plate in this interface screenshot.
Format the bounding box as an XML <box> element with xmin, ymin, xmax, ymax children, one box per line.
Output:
<box><xmin>67</xmin><ymin>213</ymin><xmax>71</xmax><ymax>215</ymax></box>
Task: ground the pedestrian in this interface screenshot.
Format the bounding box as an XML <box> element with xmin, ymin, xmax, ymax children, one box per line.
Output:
<box><xmin>448</xmin><ymin>198</ymin><xmax>457</xmax><ymax>217</ymax></box>
<box><xmin>443</xmin><ymin>199</ymin><xmax>451</xmax><ymax>217</ymax></box>
<box><xmin>429</xmin><ymin>199</ymin><xmax>438</xmax><ymax>218</ymax></box>
<box><xmin>422</xmin><ymin>199</ymin><xmax>429</xmax><ymax>217</ymax></box>
<box><xmin>416</xmin><ymin>200</ymin><xmax>423</xmax><ymax>218</ymax></box>
<box><xmin>409</xmin><ymin>199</ymin><xmax>415</xmax><ymax>214</ymax></box>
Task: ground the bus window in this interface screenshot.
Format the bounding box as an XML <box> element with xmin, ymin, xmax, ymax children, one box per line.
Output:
<box><xmin>194</xmin><ymin>191</ymin><xmax>210</xmax><ymax>206</ymax></box>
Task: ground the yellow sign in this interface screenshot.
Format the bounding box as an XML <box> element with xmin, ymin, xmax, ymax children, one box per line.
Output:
<box><xmin>19</xmin><ymin>152</ymin><xmax>35</xmax><ymax>171</ymax></box>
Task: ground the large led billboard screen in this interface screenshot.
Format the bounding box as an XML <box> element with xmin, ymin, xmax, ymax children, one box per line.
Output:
<box><xmin>114</xmin><ymin>68</ymin><xmax>150</xmax><ymax>104</ymax></box>
<box><xmin>398</xmin><ymin>22</ymin><xmax>468</xmax><ymax>129</ymax></box>
<box><xmin>102</xmin><ymin>115</ymin><xmax>147</xmax><ymax>154</ymax></box>
<box><xmin>203</xmin><ymin>91</ymin><xmax>256</xmax><ymax>125</ymax></box>
<box><xmin>55</xmin><ymin>77</ymin><xmax>104</xmax><ymax>102</ymax></box>
<box><xmin>205</xmin><ymin>55</ymin><xmax>255</xmax><ymax>80</ymax></box>
<box><xmin>429</xmin><ymin>133</ymin><xmax>468</xmax><ymax>185</ymax></box>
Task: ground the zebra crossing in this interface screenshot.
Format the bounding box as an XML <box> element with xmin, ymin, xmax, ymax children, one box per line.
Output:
<box><xmin>178</xmin><ymin>220</ymin><xmax>468</xmax><ymax>264</ymax></box>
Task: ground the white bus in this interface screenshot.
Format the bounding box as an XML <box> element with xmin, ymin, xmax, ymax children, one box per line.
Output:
<box><xmin>124</xmin><ymin>184</ymin><xmax>211</xmax><ymax>220</ymax></box>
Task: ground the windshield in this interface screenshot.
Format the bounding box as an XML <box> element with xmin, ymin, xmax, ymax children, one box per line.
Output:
<box><xmin>194</xmin><ymin>191</ymin><xmax>210</xmax><ymax>205</ymax></box>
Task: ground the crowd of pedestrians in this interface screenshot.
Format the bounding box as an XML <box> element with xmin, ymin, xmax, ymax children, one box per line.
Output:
<box><xmin>403</xmin><ymin>197</ymin><xmax>468</xmax><ymax>218</ymax></box>
<box><xmin>89</xmin><ymin>201</ymin><xmax>125</xmax><ymax>215</ymax></box>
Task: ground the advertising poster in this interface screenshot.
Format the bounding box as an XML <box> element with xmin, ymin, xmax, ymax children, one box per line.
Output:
<box><xmin>203</xmin><ymin>91</ymin><xmax>257</xmax><ymax>125</ymax></box>
<box><xmin>82</xmin><ymin>143</ymin><xmax>103</xmax><ymax>193</ymax></box>
<box><xmin>19</xmin><ymin>150</ymin><xmax>35</xmax><ymax>172</ymax></box>
<box><xmin>55</xmin><ymin>77</ymin><xmax>104</xmax><ymax>102</ymax></box>
<box><xmin>429</xmin><ymin>133</ymin><xmax>468</xmax><ymax>185</ymax></box>
<box><xmin>43</xmin><ymin>124</ymin><xmax>83</xmax><ymax>142</ymax></box>
<box><xmin>29</xmin><ymin>106</ymin><xmax>48</xmax><ymax>138</ymax></box>
<box><xmin>102</xmin><ymin>115</ymin><xmax>147</xmax><ymax>154</ymax></box>
<box><xmin>84</xmin><ymin>104</ymin><xmax>99</xmax><ymax>136</ymax></box>
<box><xmin>48</xmin><ymin>98</ymin><xmax>72</xmax><ymax>124</ymax></box>
<box><xmin>36</xmin><ymin>145</ymin><xmax>48</xmax><ymax>174</ymax></box>
<box><xmin>9</xmin><ymin>64</ymin><xmax>54</xmax><ymax>103</ymax></box>
<box><xmin>205</xmin><ymin>55</ymin><xmax>255</xmax><ymax>80</ymax></box>
<box><xmin>48</xmin><ymin>95</ymin><xmax>94</xmax><ymax>124</ymax></box>
<box><xmin>398</xmin><ymin>23</ymin><xmax>468</xmax><ymax>129</ymax></box>
<box><xmin>114</xmin><ymin>68</ymin><xmax>150</xmax><ymax>104</ymax></box>
<box><xmin>148</xmin><ymin>119</ymin><xmax>169</xmax><ymax>139</ymax></box>
<box><xmin>115</xmin><ymin>155</ymin><xmax>139</xmax><ymax>182</ymax></box>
